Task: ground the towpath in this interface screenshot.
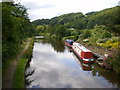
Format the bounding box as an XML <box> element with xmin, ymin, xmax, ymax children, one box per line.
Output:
<box><xmin>3</xmin><ymin>39</ymin><xmax>30</xmax><ymax>88</ymax></box>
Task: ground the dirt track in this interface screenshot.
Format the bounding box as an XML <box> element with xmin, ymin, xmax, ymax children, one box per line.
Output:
<box><xmin>3</xmin><ymin>39</ymin><xmax>30</xmax><ymax>88</ymax></box>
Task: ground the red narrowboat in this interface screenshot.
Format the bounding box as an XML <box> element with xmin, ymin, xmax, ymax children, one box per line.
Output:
<box><xmin>64</xmin><ymin>39</ymin><xmax>74</xmax><ymax>48</ymax></box>
<box><xmin>72</xmin><ymin>53</ymin><xmax>92</xmax><ymax>71</ymax></box>
<box><xmin>72</xmin><ymin>42</ymin><xmax>94</xmax><ymax>63</ymax></box>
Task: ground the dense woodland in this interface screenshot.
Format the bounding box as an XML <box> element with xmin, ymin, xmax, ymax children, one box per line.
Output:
<box><xmin>33</xmin><ymin>6</ymin><xmax>120</xmax><ymax>33</ymax></box>
<box><xmin>2</xmin><ymin>2</ymin><xmax>36</xmax><ymax>61</ymax></box>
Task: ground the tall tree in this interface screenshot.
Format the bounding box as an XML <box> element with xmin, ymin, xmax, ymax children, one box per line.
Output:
<box><xmin>2</xmin><ymin>2</ymin><xmax>35</xmax><ymax>61</ymax></box>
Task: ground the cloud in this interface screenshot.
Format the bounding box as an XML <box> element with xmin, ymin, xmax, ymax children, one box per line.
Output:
<box><xmin>26</xmin><ymin>41</ymin><xmax>113</xmax><ymax>88</ymax></box>
<box><xmin>17</xmin><ymin>0</ymin><xmax>119</xmax><ymax>21</ymax></box>
<box><xmin>118</xmin><ymin>1</ymin><xmax>120</xmax><ymax>6</ymax></box>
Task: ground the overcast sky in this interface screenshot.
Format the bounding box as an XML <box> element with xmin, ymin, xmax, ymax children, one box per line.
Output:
<box><xmin>15</xmin><ymin>0</ymin><xmax>119</xmax><ymax>21</ymax></box>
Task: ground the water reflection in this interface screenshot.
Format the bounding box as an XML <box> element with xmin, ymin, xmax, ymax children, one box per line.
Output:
<box><xmin>72</xmin><ymin>53</ymin><xmax>92</xmax><ymax>71</ymax></box>
<box><xmin>25</xmin><ymin>55</ymin><xmax>35</xmax><ymax>86</ymax></box>
<box><xmin>25</xmin><ymin>38</ymin><xmax>120</xmax><ymax>88</ymax></box>
<box><xmin>35</xmin><ymin>38</ymin><xmax>65</xmax><ymax>52</ymax></box>
<box><xmin>92</xmin><ymin>64</ymin><xmax>120</xmax><ymax>87</ymax></box>
<box><xmin>66</xmin><ymin>46</ymin><xmax>92</xmax><ymax>71</ymax></box>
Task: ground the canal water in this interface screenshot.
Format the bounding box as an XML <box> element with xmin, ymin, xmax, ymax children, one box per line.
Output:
<box><xmin>25</xmin><ymin>38</ymin><xmax>120</xmax><ymax>88</ymax></box>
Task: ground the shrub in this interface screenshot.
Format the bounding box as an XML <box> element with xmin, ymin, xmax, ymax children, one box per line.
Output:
<box><xmin>107</xmin><ymin>50</ymin><xmax>120</xmax><ymax>74</ymax></box>
<box><xmin>100</xmin><ymin>38</ymin><xmax>119</xmax><ymax>49</ymax></box>
<box><xmin>89</xmin><ymin>36</ymin><xmax>98</xmax><ymax>44</ymax></box>
<box><xmin>62</xmin><ymin>35</ymin><xmax>78</xmax><ymax>41</ymax></box>
<box><xmin>38</xmin><ymin>33</ymin><xmax>45</xmax><ymax>36</ymax></box>
<box><xmin>102</xmin><ymin>31</ymin><xmax>111</xmax><ymax>39</ymax></box>
<box><xmin>71</xmin><ymin>31</ymin><xmax>79</xmax><ymax>36</ymax></box>
<box><xmin>51</xmin><ymin>34</ymin><xmax>57</xmax><ymax>39</ymax></box>
<box><xmin>96</xmin><ymin>38</ymin><xmax>108</xmax><ymax>43</ymax></box>
<box><xmin>79</xmin><ymin>30</ymin><xmax>91</xmax><ymax>39</ymax></box>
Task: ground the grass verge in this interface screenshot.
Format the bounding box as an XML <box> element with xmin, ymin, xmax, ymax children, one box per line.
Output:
<box><xmin>13</xmin><ymin>38</ymin><xmax>34</xmax><ymax>88</ymax></box>
<box><xmin>3</xmin><ymin>40</ymin><xmax>26</xmax><ymax>79</ymax></box>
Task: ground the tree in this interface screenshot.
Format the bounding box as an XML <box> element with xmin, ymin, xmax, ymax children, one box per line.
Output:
<box><xmin>2</xmin><ymin>2</ymin><xmax>36</xmax><ymax>61</ymax></box>
<box><xmin>36</xmin><ymin>25</ymin><xmax>45</xmax><ymax>33</ymax></box>
<box><xmin>54</xmin><ymin>25</ymin><xmax>67</xmax><ymax>39</ymax></box>
<box><xmin>71</xmin><ymin>30</ymin><xmax>79</xmax><ymax>36</ymax></box>
<box><xmin>102</xmin><ymin>31</ymin><xmax>111</xmax><ymax>38</ymax></box>
<box><xmin>80</xmin><ymin>30</ymin><xmax>91</xmax><ymax>39</ymax></box>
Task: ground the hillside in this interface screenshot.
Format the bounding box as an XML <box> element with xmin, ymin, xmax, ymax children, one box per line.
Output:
<box><xmin>32</xmin><ymin>6</ymin><xmax>120</xmax><ymax>74</ymax></box>
<box><xmin>32</xmin><ymin>6</ymin><xmax>120</xmax><ymax>33</ymax></box>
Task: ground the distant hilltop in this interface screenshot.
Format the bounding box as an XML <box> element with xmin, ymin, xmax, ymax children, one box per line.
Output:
<box><xmin>33</xmin><ymin>6</ymin><xmax>120</xmax><ymax>33</ymax></box>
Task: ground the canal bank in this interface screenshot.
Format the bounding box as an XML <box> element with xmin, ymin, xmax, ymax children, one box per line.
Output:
<box><xmin>2</xmin><ymin>38</ymin><xmax>34</xmax><ymax>88</ymax></box>
<box><xmin>77</xmin><ymin>39</ymin><xmax>119</xmax><ymax>71</ymax></box>
<box><xmin>25</xmin><ymin>38</ymin><xmax>120</xmax><ymax>88</ymax></box>
<box><xmin>13</xmin><ymin>38</ymin><xmax>34</xmax><ymax>88</ymax></box>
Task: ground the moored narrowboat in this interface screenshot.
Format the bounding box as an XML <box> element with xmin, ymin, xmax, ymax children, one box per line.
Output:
<box><xmin>64</xmin><ymin>39</ymin><xmax>74</xmax><ymax>48</ymax></box>
<box><xmin>72</xmin><ymin>42</ymin><xmax>94</xmax><ymax>63</ymax></box>
<box><xmin>72</xmin><ymin>52</ymin><xmax>92</xmax><ymax>71</ymax></box>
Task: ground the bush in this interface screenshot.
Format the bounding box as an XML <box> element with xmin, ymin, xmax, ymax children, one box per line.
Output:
<box><xmin>79</xmin><ymin>30</ymin><xmax>91</xmax><ymax>39</ymax></box>
<box><xmin>62</xmin><ymin>35</ymin><xmax>78</xmax><ymax>41</ymax></box>
<box><xmin>89</xmin><ymin>36</ymin><xmax>98</xmax><ymax>44</ymax></box>
<box><xmin>71</xmin><ymin>31</ymin><xmax>79</xmax><ymax>36</ymax></box>
<box><xmin>38</xmin><ymin>33</ymin><xmax>45</xmax><ymax>36</ymax></box>
<box><xmin>51</xmin><ymin>34</ymin><xmax>57</xmax><ymax>39</ymax></box>
<box><xmin>107</xmin><ymin>50</ymin><xmax>120</xmax><ymax>74</ymax></box>
<box><xmin>102</xmin><ymin>31</ymin><xmax>111</xmax><ymax>39</ymax></box>
<box><xmin>96</xmin><ymin>38</ymin><xmax>108</xmax><ymax>43</ymax></box>
<box><xmin>100</xmin><ymin>38</ymin><xmax>119</xmax><ymax>49</ymax></box>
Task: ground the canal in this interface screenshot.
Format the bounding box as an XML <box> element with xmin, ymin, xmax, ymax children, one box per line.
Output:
<box><xmin>25</xmin><ymin>38</ymin><xmax>120</xmax><ymax>88</ymax></box>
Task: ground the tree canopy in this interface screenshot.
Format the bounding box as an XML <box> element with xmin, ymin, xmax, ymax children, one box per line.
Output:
<box><xmin>33</xmin><ymin>6</ymin><xmax>120</xmax><ymax>33</ymax></box>
<box><xmin>2</xmin><ymin>2</ymin><xmax>36</xmax><ymax>61</ymax></box>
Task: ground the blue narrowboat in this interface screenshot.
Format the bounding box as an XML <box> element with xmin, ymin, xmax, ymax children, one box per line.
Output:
<box><xmin>64</xmin><ymin>39</ymin><xmax>74</xmax><ymax>48</ymax></box>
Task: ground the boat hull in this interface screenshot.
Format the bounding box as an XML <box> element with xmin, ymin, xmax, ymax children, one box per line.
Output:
<box><xmin>64</xmin><ymin>42</ymin><xmax>72</xmax><ymax>48</ymax></box>
<box><xmin>72</xmin><ymin>46</ymin><xmax>94</xmax><ymax>63</ymax></box>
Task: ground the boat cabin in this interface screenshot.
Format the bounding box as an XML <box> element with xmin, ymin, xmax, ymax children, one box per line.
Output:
<box><xmin>64</xmin><ymin>39</ymin><xmax>74</xmax><ymax>47</ymax></box>
<box><xmin>72</xmin><ymin>42</ymin><xmax>94</xmax><ymax>63</ymax></box>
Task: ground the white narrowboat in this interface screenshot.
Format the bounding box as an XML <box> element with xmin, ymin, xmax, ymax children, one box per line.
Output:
<box><xmin>72</xmin><ymin>42</ymin><xmax>94</xmax><ymax>63</ymax></box>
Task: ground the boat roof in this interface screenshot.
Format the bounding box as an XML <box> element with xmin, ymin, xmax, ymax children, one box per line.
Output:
<box><xmin>65</xmin><ymin>39</ymin><xmax>74</xmax><ymax>42</ymax></box>
<box><xmin>73</xmin><ymin>42</ymin><xmax>92</xmax><ymax>52</ymax></box>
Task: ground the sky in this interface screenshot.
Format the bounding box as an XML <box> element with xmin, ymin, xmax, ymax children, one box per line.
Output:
<box><xmin>15</xmin><ymin>0</ymin><xmax>119</xmax><ymax>21</ymax></box>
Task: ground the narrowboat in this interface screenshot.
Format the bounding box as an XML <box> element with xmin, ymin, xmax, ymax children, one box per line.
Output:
<box><xmin>64</xmin><ymin>39</ymin><xmax>74</xmax><ymax>48</ymax></box>
<box><xmin>72</xmin><ymin>42</ymin><xmax>94</xmax><ymax>63</ymax></box>
<box><xmin>72</xmin><ymin>52</ymin><xmax>92</xmax><ymax>71</ymax></box>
